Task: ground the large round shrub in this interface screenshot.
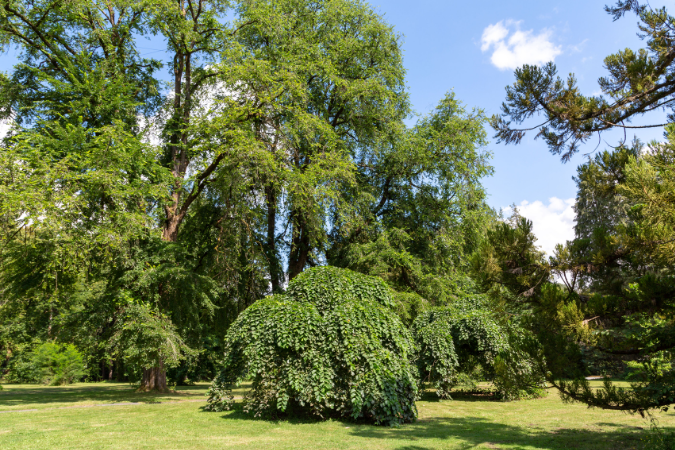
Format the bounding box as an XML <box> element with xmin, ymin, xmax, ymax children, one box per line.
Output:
<box><xmin>206</xmin><ymin>266</ymin><xmax>418</xmax><ymax>426</ymax></box>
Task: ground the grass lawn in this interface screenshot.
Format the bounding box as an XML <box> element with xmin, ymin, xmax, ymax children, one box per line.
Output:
<box><xmin>0</xmin><ymin>381</ymin><xmax>673</xmax><ymax>449</ymax></box>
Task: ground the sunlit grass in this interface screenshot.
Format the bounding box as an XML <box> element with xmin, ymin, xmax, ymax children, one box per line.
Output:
<box><xmin>0</xmin><ymin>381</ymin><xmax>673</xmax><ymax>449</ymax></box>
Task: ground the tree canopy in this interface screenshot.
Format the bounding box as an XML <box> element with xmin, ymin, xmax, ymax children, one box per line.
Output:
<box><xmin>0</xmin><ymin>0</ymin><xmax>494</xmax><ymax>394</ymax></box>
<box><xmin>491</xmin><ymin>1</ymin><xmax>675</xmax><ymax>161</ymax></box>
<box><xmin>486</xmin><ymin>1</ymin><xmax>675</xmax><ymax>415</ymax></box>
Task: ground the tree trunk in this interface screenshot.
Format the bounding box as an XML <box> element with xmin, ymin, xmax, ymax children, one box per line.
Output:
<box><xmin>288</xmin><ymin>210</ymin><xmax>310</xmax><ymax>281</ymax></box>
<box><xmin>138</xmin><ymin>360</ymin><xmax>168</xmax><ymax>392</ymax></box>
<box><xmin>138</xmin><ymin>52</ymin><xmax>190</xmax><ymax>392</ymax></box>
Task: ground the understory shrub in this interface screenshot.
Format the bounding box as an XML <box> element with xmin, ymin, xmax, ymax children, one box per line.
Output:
<box><xmin>108</xmin><ymin>303</ymin><xmax>196</xmax><ymax>383</ymax></box>
<box><xmin>29</xmin><ymin>342</ymin><xmax>85</xmax><ymax>385</ymax></box>
<box><xmin>206</xmin><ymin>266</ymin><xmax>418</xmax><ymax>426</ymax></box>
<box><xmin>491</xmin><ymin>326</ymin><xmax>548</xmax><ymax>400</ymax></box>
<box><xmin>412</xmin><ymin>300</ymin><xmax>505</xmax><ymax>398</ymax></box>
<box><xmin>412</xmin><ymin>295</ymin><xmax>545</xmax><ymax>400</ymax></box>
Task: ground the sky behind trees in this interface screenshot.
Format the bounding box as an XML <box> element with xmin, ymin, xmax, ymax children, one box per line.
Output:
<box><xmin>0</xmin><ymin>0</ymin><xmax>669</xmax><ymax>255</ymax></box>
<box><xmin>372</xmin><ymin>0</ymin><xmax>669</xmax><ymax>254</ymax></box>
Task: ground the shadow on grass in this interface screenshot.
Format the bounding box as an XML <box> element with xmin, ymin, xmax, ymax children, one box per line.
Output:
<box><xmin>206</xmin><ymin>402</ymin><xmax>343</xmax><ymax>426</ymax></box>
<box><xmin>208</xmin><ymin>401</ymin><xmax>660</xmax><ymax>450</ymax></box>
<box><xmin>0</xmin><ymin>383</ymin><xmax>208</xmax><ymax>408</ymax></box>
<box><xmin>350</xmin><ymin>416</ymin><xmax>647</xmax><ymax>450</ymax></box>
<box><xmin>418</xmin><ymin>390</ymin><xmax>502</xmax><ymax>403</ymax></box>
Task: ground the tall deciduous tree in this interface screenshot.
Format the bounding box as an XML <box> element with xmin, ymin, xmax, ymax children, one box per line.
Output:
<box><xmin>0</xmin><ymin>0</ymin><xmax>420</xmax><ymax>390</ymax></box>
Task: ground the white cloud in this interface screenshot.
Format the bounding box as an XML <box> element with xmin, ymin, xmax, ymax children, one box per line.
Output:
<box><xmin>503</xmin><ymin>197</ymin><xmax>576</xmax><ymax>256</ymax></box>
<box><xmin>569</xmin><ymin>39</ymin><xmax>588</xmax><ymax>54</ymax></box>
<box><xmin>481</xmin><ymin>22</ymin><xmax>510</xmax><ymax>52</ymax></box>
<box><xmin>481</xmin><ymin>20</ymin><xmax>562</xmax><ymax>70</ymax></box>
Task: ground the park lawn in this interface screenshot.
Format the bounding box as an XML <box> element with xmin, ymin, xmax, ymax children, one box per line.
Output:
<box><xmin>0</xmin><ymin>382</ymin><xmax>673</xmax><ymax>450</ymax></box>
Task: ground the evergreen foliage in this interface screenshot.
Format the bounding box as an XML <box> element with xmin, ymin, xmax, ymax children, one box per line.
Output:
<box><xmin>28</xmin><ymin>342</ymin><xmax>85</xmax><ymax>385</ymax></box>
<box><xmin>473</xmin><ymin>152</ymin><xmax>675</xmax><ymax>413</ymax></box>
<box><xmin>487</xmin><ymin>2</ymin><xmax>675</xmax><ymax>414</ymax></box>
<box><xmin>491</xmin><ymin>1</ymin><xmax>675</xmax><ymax>161</ymax></box>
<box><xmin>206</xmin><ymin>267</ymin><xmax>418</xmax><ymax>426</ymax></box>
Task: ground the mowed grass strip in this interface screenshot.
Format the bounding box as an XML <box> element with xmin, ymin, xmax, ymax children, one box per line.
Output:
<box><xmin>0</xmin><ymin>382</ymin><xmax>673</xmax><ymax>449</ymax></box>
<box><xmin>0</xmin><ymin>383</ymin><xmax>210</xmax><ymax>411</ymax></box>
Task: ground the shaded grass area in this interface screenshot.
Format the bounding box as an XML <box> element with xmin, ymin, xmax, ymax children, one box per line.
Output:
<box><xmin>0</xmin><ymin>382</ymin><xmax>213</xmax><ymax>411</ymax></box>
<box><xmin>0</xmin><ymin>382</ymin><xmax>674</xmax><ymax>449</ymax></box>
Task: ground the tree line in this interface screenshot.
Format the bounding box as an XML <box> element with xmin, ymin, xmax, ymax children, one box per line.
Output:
<box><xmin>0</xmin><ymin>0</ymin><xmax>673</xmax><ymax>420</ymax></box>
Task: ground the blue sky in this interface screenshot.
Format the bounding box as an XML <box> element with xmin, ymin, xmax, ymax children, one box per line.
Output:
<box><xmin>370</xmin><ymin>0</ymin><xmax>670</xmax><ymax>253</ymax></box>
<box><xmin>0</xmin><ymin>0</ymin><xmax>670</xmax><ymax>254</ymax></box>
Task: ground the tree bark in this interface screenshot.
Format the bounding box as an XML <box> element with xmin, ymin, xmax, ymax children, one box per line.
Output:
<box><xmin>138</xmin><ymin>360</ymin><xmax>168</xmax><ymax>392</ymax></box>
<box><xmin>139</xmin><ymin>45</ymin><xmax>189</xmax><ymax>392</ymax></box>
<box><xmin>288</xmin><ymin>210</ymin><xmax>310</xmax><ymax>281</ymax></box>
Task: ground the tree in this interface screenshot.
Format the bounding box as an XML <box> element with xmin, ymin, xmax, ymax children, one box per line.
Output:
<box><xmin>0</xmin><ymin>0</ymin><xmax>416</xmax><ymax>391</ymax></box>
<box><xmin>206</xmin><ymin>267</ymin><xmax>418</xmax><ymax>426</ymax></box>
<box><xmin>491</xmin><ymin>1</ymin><xmax>675</xmax><ymax>162</ymax></box>
<box><xmin>488</xmin><ymin>0</ymin><xmax>675</xmax><ymax>415</ymax></box>
<box><xmin>328</xmin><ymin>93</ymin><xmax>494</xmax><ymax>309</ymax></box>
<box><xmin>472</xmin><ymin>149</ymin><xmax>675</xmax><ymax>414</ymax></box>
<box><xmin>412</xmin><ymin>297</ymin><xmax>509</xmax><ymax>399</ymax></box>
<box><xmin>232</xmin><ymin>0</ymin><xmax>410</xmax><ymax>282</ymax></box>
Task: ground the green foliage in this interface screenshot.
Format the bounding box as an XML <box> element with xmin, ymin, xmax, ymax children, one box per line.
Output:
<box><xmin>489</xmin><ymin>8</ymin><xmax>675</xmax><ymax>415</ymax></box>
<box><xmin>206</xmin><ymin>267</ymin><xmax>418</xmax><ymax>426</ymax></box>
<box><xmin>285</xmin><ymin>265</ymin><xmax>394</xmax><ymax>310</ymax></box>
<box><xmin>27</xmin><ymin>342</ymin><xmax>85</xmax><ymax>385</ymax></box>
<box><xmin>472</xmin><ymin>178</ymin><xmax>675</xmax><ymax>412</ymax></box>
<box><xmin>329</xmin><ymin>93</ymin><xmax>494</xmax><ymax>307</ymax></box>
<box><xmin>0</xmin><ymin>0</ymin><xmax>495</xmax><ymax>393</ymax></box>
<box><xmin>109</xmin><ymin>304</ymin><xmax>196</xmax><ymax>378</ymax></box>
<box><xmin>411</xmin><ymin>309</ymin><xmax>457</xmax><ymax>398</ymax></box>
<box><xmin>491</xmin><ymin>326</ymin><xmax>548</xmax><ymax>401</ymax></box>
<box><xmin>619</xmin><ymin>125</ymin><xmax>675</xmax><ymax>265</ymax></box>
<box><xmin>471</xmin><ymin>214</ymin><xmax>549</xmax><ymax>302</ymax></box>
<box><xmin>492</xmin><ymin>2</ymin><xmax>675</xmax><ymax>161</ymax></box>
<box><xmin>412</xmin><ymin>294</ymin><xmax>546</xmax><ymax>401</ymax></box>
<box><xmin>390</xmin><ymin>291</ymin><xmax>430</xmax><ymax>327</ymax></box>
<box><xmin>643</xmin><ymin>420</ymin><xmax>675</xmax><ymax>450</ymax></box>
<box><xmin>412</xmin><ymin>298</ymin><xmax>506</xmax><ymax>399</ymax></box>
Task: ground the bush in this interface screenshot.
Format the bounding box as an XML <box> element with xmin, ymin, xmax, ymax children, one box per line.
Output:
<box><xmin>206</xmin><ymin>266</ymin><xmax>418</xmax><ymax>426</ymax></box>
<box><xmin>412</xmin><ymin>295</ymin><xmax>545</xmax><ymax>400</ymax></box>
<box><xmin>29</xmin><ymin>342</ymin><xmax>85</xmax><ymax>385</ymax></box>
<box><xmin>491</xmin><ymin>326</ymin><xmax>548</xmax><ymax>401</ymax></box>
<box><xmin>2</xmin><ymin>342</ymin><xmax>40</xmax><ymax>383</ymax></box>
<box><xmin>412</xmin><ymin>299</ymin><xmax>506</xmax><ymax>398</ymax></box>
<box><xmin>109</xmin><ymin>303</ymin><xmax>195</xmax><ymax>383</ymax></box>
